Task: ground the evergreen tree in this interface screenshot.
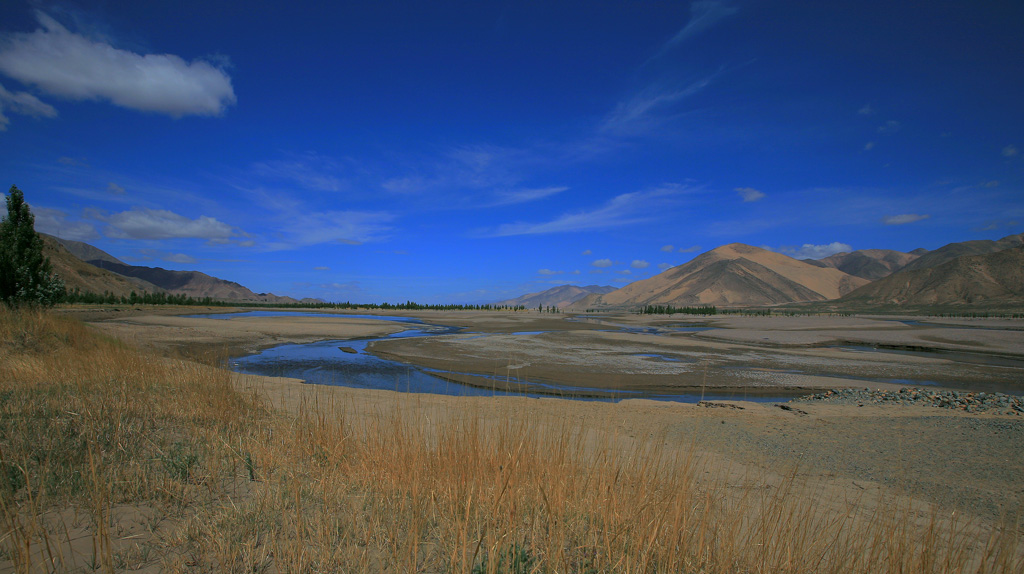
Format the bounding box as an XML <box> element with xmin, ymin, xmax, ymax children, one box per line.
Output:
<box><xmin>0</xmin><ymin>185</ymin><xmax>65</xmax><ymax>307</ymax></box>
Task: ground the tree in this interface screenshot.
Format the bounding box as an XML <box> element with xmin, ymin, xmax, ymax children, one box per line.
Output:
<box><xmin>0</xmin><ymin>185</ymin><xmax>65</xmax><ymax>307</ymax></box>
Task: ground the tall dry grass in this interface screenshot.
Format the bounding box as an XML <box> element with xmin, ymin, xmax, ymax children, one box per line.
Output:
<box><xmin>0</xmin><ymin>307</ymin><xmax>1020</xmax><ymax>572</ymax></box>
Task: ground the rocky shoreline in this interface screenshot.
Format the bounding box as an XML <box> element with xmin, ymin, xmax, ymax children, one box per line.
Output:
<box><xmin>793</xmin><ymin>387</ymin><xmax>1023</xmax><ymax>415</ymax></box>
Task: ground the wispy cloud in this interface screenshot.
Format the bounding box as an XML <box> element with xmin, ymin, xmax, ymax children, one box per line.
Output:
<box><xmin>262</xmin><ymin>210</ymin><xmax>394</xmax><ymax>251</ymax></box>
<box><xmin>484</xmin><ymin>185</ymin><xmax>687</xmax><ymax>237</ymax></box>
<box><xmin>1003</xmin><ymin>145</ymin><xmax>1019</xmax><ymax>158</ymax></box>
<box><xmin>658</xmin><ymin>262</ymin><xmax>674</xmax><ymax>270</ymax></box>
<box><xmin>537</xmin><ymin>269</ymin><xmax>564</xmax><ymax>275</ymax></box>
<box><xmin>591</xmin><ymin>259</ymin><xmax>613</xmax><ymax>268</ymax></box>
<box><xmin>678</xmin><ymin>245</ymin><xmax>702</xmax><ymax>253</ymax></box>
<box><xmin>630</xmin><ymin>260</ymin><xmax>649</xmax><ymax>269</ymax></box>
<box><xmin>0</xmin><ymin>81</ymin><xmax>56</xmax><ymax>130</ymax></box>
<box><xmin>600</xmin><ymin>77</ymin><xmax>714</xmax><ymax>136</ymax></box>
<box><xmin>735</xmin><ymin>187</ymin><xmax>765</xmax><ymax>202</ymax></box>
<box><xmin>490</xmin><ymin>186</ymin><xmax>568</xmax><ymax>206</ymax></box>
<box><xmin>882</xmin><ymin>213</ymin><xmax>930</xmax><ymax>225</ymax></box>
<box><xmin>661</xmin><ymin>1</ymin><xmax>739</xmax><ymax>52</ymax></box>
<box><xmin>0</xmin><ymin>12</ymin><xmax>235</xmax><ymax>118</ymax></box>
<box><xmin>253</xmin><ymin>153</ymin><xmax>346</xmax><ymax>192</ymax></box>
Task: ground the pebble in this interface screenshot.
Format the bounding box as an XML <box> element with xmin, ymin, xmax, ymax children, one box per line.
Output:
<box><xmin>792</xmin><ymin>387</ymin><xmax>1023</xmax><ymax>416</ymax></box>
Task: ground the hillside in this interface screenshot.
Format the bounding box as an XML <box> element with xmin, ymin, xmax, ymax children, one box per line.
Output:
<box><xmin>573</xmin><ymin>244</ymin><xmax>868</xmax><ymax>309</ymax></box>
<box><xmin>39</xmin><ymin>235</ymin><xmax>300</xmax><ymax>303</ymax></box>
<box><xmin>838</xmin><ymin>246</ymin><xmax>1024</xmax><ymax>306</ymax></box>
<box><xmin>898</xmin><ymin>233</ymin><xmax>1023</xmax><ymax>273</ymax></box>
<box><xmin>83</xmin><ymin>259</ymin><xmax>299</xmax><ymax>304</ymax></box>
<box><xmin>497</xmin><ymin>284</ymin><xmax>616</xmax><ymax>309</ymax></box>
<box><xmin>803</xmin><ymin>249</ymin><xmax>920</xmax><ymax>281</ymax></box>
<box><xmin>50</xmin><ymin>235</ymin><xmax>125</xmax><ymax>266</ymax></box>
<box><xmin>41</xmin><ymin>235</ymin><xmax>166</xmax><ymax>297</ymax></box>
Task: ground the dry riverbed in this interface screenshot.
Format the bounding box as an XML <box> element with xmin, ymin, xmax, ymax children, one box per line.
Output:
<box><xmin>77</xmin><ymin>307</ymin><xmax>1024</xmax><ymax>529</ymax></box>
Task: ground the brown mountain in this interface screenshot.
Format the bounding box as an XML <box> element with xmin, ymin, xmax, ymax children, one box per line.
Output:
<box><xmin>41</xmin><ymin>235</ymin><xmax>166</xmax><ymax>297</ymax></box>
<box><xmin>83</xmin><ymin>259</ymin><xmax>299</xmax><ymax>304</ymax></box>
<box><xmin>41</xmin><ymin>234</ymin><xmax>299</xmax><ymax>303</ymax></box>
<box><xmin>803</xmin><ymin>249</ymin><xmax>920</xmax><ymax>281</ymax></box>
<box><xmin>51</xmin><ymin>236</ymin><xmax>125</xmax><ymax>266</ymax></box>
<box><xmin>496</xmin><ymin>284</ymin><xmax>616</xmax><ymax>309</ymax></box>
<box><xmin>839</xmin><ymin>246</ymin><xmax>1024</xmax><ymax>306</ymax></box>
<box><xmin>897</xmin><ymin>233</ymin><xmax>1023</xmax><ymax>273</ymax></box>
<box><xmin>573</xmin><ymin>244</ymin><xmax>868</xmax><ymax>309</ymax></box>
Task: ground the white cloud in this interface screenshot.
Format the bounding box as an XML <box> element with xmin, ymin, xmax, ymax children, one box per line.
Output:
<box><xmin>0</xmin><ymin>12</ymin><xmax>235</xmax><ymax>118</ymax></box>
<box><xmin>735</xmin><ymin>187</ymin><xmax>765</xmax><ymax>202</ymax></box>
<box><xmin>538</xmin><ymin>269</ymin><xmax>564</xmax><ymax>275</ymax></box>
<box><xmin>1003</xmin><ymin>145</ymin><xmax>1019</xmax><ymax>158</ymax></box>
<box><xmin>581</xmin><ymin>249</ymin><xmax>592</xmax><ymax>255</ymax></box>
<box><xmin>617</xmin><ymin>269</ymin><xmax>632</xmax><ymax>275</ymax></box>
<box><xmin>591</xmin><ymin>259</ymin><xmax>613</xmax><ymax>268</ymax></box>
<box><xmin>858</xmin><ymin>104</ymin><xmax>875</xmax><ymax>116</ymax></box>
<box><xmin>314</xmin><ymin>266</ymin><xmax>330</xmax><ymax>271</ymax></box>
<box><xmin>658</xmin><ymin>262</ymin><xmax>673</xmax><ymax>270</ymax></box>
<box><xmin>614</xmin><ymin>277</ymin><xmax>633</xmax><ymax>283</ymax></box>
<box><xmin>93</xmin><ymin>207</ymin><xmax>245</xmax><ymax>241</ymax></box>
<box><xmin>661</xmin><ymin>244</ymin><xmax>674</xmax><ymax>252</ymax></box>
<box><xmin>107</xmin><ymin>182</ymin><xmax>125</xmax><ymax>194</ymax></box>
<box><xmin>0</xmin><ymin>81</ymin><xmax>56</xmax><ymax>130</ymax></box>
<box><xmin>485</xmin><ymin>185</ymin><xmax>684</xmax><ymax>236</ymax></box>
<box><xmin>882</xmin><ymin>213</ymin><xmax>930</xmax><ymax>225</ymax></box>
<box><xmin>776</xmin><ymin>242</ymin><xmax>852</xmax><ymax>260</ymax></box>
<box><xmin>630</xmin><ymin>260</ymin><xmax>649</xmax><ymax>269</ymax></box>
<box><xmin>678</xmin><ymin>245</ymin><xmax>702</xmax><ymax>253</ymax></box>
<box><xmin>864</xmin><ymin>141</ymin><xmax>876</xmax><ymax>151</ymax></box>
<box><xmin>31</xmin><ymin>206</ymin><xmax>99</xmax><ymax>241</ymax></box>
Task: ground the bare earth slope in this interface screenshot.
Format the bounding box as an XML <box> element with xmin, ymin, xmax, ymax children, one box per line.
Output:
<box><xmin>804</xmin><ymin>248</ymin><xmax>920</xmax><ymax>280</ymax></box>
<box><xmin>497</xmin><ymin>284</ymin><xmax>616</xmax><ymax>309</ymax></box>
<box><xmin>84</xmin><ymin>259</ymin><xmax>299</xmax><ymax>303</ymax></box>
<box><xmin>840</xmin><ymin>245</ymin><xmax>1024</xmax><ymax>306</ymax></box>
<box><xmin>577</xmin><ymin>244</ymin><xmax>867</xmax><ymax>309</ymax></box>
<box><xmin>899</xmin><ymin>232</ymin><xmax>1024</xmax><ymax>273</ymax></box>
<box><xmin>41</xmin><ymin>235</ymin><xmax>166</xmax><ymax>297</ymax></box>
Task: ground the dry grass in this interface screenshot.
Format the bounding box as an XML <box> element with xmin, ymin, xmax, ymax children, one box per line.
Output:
<box><xmin>0</xmin><ymin>307</ymin><xmax>1021</xmax><ymax>573</ymax></box>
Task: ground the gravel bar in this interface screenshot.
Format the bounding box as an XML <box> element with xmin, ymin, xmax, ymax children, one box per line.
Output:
<box><xmin>793</xmin><ymin>387</ymin><xmax>1024</xmax><ymax>415</ymax></box>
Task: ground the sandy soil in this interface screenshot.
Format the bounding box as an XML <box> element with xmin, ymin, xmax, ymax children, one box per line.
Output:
<box><xmin>80</xmin><ymin>308</ymin><xmax>1024</xmax><ymax>527</ymax></box>
<box><xmin>368</xmin><ymin>312</ymin><xmax>1024</xmax><ymax>395</ymax></box>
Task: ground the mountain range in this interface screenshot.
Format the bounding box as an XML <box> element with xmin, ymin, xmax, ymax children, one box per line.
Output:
<box><xmin>45</xmin><ymin>234</ymin><xmax>306</xmax><ymax>304</ymax></box>
<box><xmin>495</xmin><ymin>284</ymin><xmax>616</xmax><ymax>309</ymax></box>
<box><xmin>39</xmin><ymin>231</ymin><xmax>1024</xmax><ymax>310</ymax></box>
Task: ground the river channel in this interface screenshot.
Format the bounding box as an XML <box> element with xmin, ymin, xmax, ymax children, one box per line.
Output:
<box><xmin>185</xmin><ymin>311</ymin><xmax>791</xmax><ymax>403</ymax></box>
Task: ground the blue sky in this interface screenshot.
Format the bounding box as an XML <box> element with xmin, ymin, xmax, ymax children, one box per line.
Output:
<box><xmin>1</xmin><ymin>1</ymin><xmax>1022</xmax><ymax>303</ymax></box>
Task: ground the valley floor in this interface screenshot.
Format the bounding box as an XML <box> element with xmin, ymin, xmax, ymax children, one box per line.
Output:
<box><xmin>7</xmin><ymin>306</ymin><xmax>1016</xmax><ymax>571</ymax></box>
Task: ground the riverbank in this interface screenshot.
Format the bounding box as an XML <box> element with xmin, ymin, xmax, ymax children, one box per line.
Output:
<box><xmin>5</xmin><ymin>306</ymin><xmax>1018</xmax><ymax>571</ymax></box>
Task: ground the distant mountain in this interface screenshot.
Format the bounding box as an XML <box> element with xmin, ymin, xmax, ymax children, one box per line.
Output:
<box><xmin>84</xmin><ymin>259</ymin><xmax>299</xmax><ymax>304</ymax></box>
<box><xmin>497</xmin><ymin>284</ymin><xmax>616</xmax><ymax>309</ymax></box>
<box><xmin>51</xmin><ymin>236</ymin><xmax>125</xmax><ymax>266</ymax></box>
<box><xmin>39</xmin><ymin>235</ymin><xmax>300</xmax><ymax>303</ymax></box>
<box><xmin>803</xmin><ymin>249</ymin><xmax>920</xmax><ymax>281</ymax></box>
<box><xmin>41</xmin><ymin>235</ymin><xmax>166</xmax><ymax>297</ymax></box>
<box><xmin>897</xmin><ymin>233</ymin><xmax>1023</xmax><ymax>273</ymax></box>
<box><xmin>572</xmin><ymin>244</ymin><xmax>868</xmax><ymax>310</ymax></box>
<box><xmin>839</xmin><ymin>246</ymin><xmax>1024</xmax><ymax>306</ymax></box>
